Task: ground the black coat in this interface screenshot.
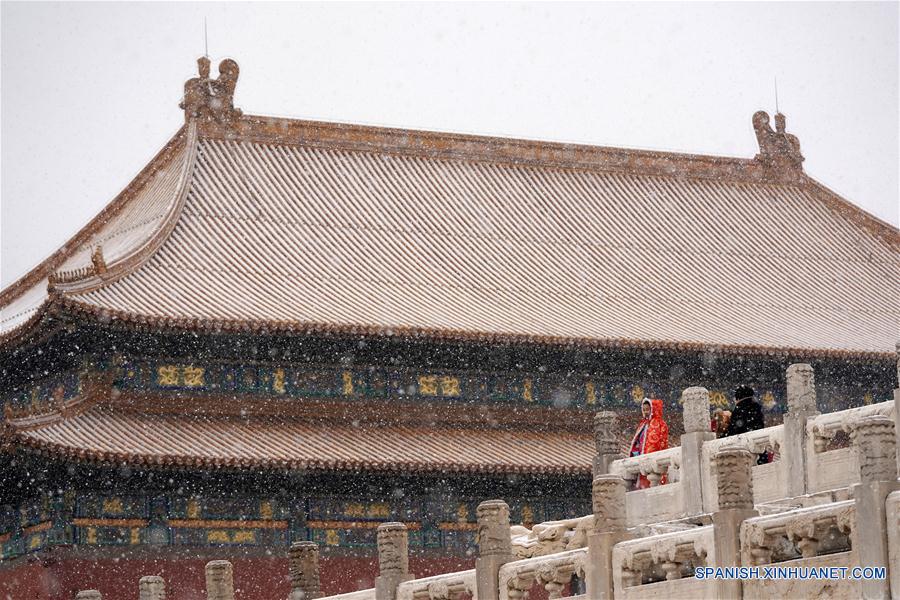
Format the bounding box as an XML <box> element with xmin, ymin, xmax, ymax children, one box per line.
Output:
<box><xmin>724</xmin><ymin>397</ymin><xmax>768</xmax><ymax>464</ymax></box>
<box><xmin>724</xmin><ymin>397</ymin><xmax>766</xmax><ymax>436</ymax></box>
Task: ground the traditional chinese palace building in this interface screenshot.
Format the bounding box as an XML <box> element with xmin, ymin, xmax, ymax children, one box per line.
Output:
<box><xmin>1</xmin><ymin>57</ymin><xmax>897</xmax><ymax>599</ymax></box>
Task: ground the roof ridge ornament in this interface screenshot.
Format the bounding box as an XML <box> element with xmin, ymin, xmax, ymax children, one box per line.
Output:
<box><xmin>180</xmin><ymin>56</ymin><xmax>242</xmax><ymax>124</ymax></box>
<box><xmin>752</xmin><ymin>110</ymin><xmax>804</xmax><ymax>171</ymax></box>
<box><xmin>91</xmin><ymin>245</ymin><xmax>107</xmax><ymax>274</ymax></box>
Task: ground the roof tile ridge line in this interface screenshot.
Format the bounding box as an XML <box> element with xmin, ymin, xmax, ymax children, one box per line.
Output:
<box><xmin>45</xmin><ymin>295</ymin><xmax>896</xmax><ymax>361</ymax></box>
<box><xmin>248</xmin><ymin>113</ymin><xmax>753</xmax><ymax>163</ymax></box>
<box><xmin>201</xmin><ymin>114</ymin><xmax>796</xmax><ymax>185</ymax></box>
<box><xmin>0</xmin><ymin>125</ymin><xmax>189</xmax><ymax>307</ymax></box>
<box><xmin>801</xmin><ymin>176</ymin><xmax>900</xmax><ymax>250</ymax></box>
<box><xmin>49</xmin><ymin>122</ymin><xmax>202</xmax><ymax>296</ymax></box>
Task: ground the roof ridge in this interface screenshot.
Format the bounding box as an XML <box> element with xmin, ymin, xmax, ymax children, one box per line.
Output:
<box><xmin>197</xmin><ymin>111</ymin><xmax>813</xmax><ymax>188</ymax></box>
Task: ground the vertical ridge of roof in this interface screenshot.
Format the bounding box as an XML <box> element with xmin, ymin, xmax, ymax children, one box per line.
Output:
<box><xmin>50</xmin><ymin>122</ymin><xmax>200</xmax><ymax>295</ymax></box>
<box><xmin>0</xmin><ymin>125</ymin><xmax>191</xmax><ymax>328</ymax></box>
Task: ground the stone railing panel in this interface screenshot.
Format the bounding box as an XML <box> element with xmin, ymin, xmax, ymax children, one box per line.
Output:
<box><xmin>510</xmin><ymin>515</ymin><xmax>592</xmax><ymax>558</ymax></box>
<box><xmin>741</xmin><ymin>552</ymin><xmax>859</xmax><ymax>600</ymax></box>
<box><xmin>806</xmin><ymin>401</ymin><xmax>894</xmax><ymax>494</ymax></box>
<box><xmin>624</xmin><ymin>482</ymin><xmax>684</xmax><ymax>527</ymax></box>
<box><xmin>396</xmin><ymin>569</ymin><xmax>476</xmax><ymax>600</ymax></box>
<box><xmin>740</xmin><ymin>500</ymin><xmax>855</xmax><ymax>567</ymax></box>
<box><xmin>609</xmin><ymin>447</ymin><xmax>681</xmax><ymax>487</ymax></box>
<box><xmin>319</xmin><ymin>591</ymin><xmax>377</xmax><ymax>600</ymax></box>
<box><xmin>609</xmin><ymin>447</ymin><xmax>685</xmax><ymax>525</ymax></box>
<box><xmin>612</xmin><ymin>525</ymin><xmax>715</xmax><ymax>596</ymax></box>
<box><xmin>617</xmin><ymin>577</ymin><xmax>715</xmax><ymax>600</ymax></box>
<box><xmin>701</xmin><ymin>425</ymin><xmax>784</xmax><ymax>511</ymax></box>
<box><xmin>498</xmin><ymin>548</ymin><xmax>586</xmax><ymax>600</ymax></box>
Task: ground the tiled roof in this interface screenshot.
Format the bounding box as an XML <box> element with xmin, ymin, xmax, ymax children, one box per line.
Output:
<box><xmin>6</xmin><ymin>405</ymin><xmax>594</xmax><ymax>475</ymax></box>
<box><xmin>1</xmin><ymin>65</ymin><xmax>897</xmax><ymax>356</ymax></box>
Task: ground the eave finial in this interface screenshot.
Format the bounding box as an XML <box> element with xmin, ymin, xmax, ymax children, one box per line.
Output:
<box><xmin>180</xmin><ymin>56</ymin><xmax>242</xmax><ymax>124</ymax></box>
<box><xmin>752</xmin><ymin>110</ymin><xmax>804</xmax><ymax>170</ymax></box>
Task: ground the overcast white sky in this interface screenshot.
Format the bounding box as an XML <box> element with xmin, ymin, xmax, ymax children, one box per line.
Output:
<box><xmin>2</xmin><ymin>2</ymin><xmax>898</xmax><ymax>288</ymax></box>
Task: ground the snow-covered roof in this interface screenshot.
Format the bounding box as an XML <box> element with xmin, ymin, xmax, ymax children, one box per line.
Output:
<box><xmin>2</xmin><ymin>57</ymin><xmax>897</xmax><ymax>358</ymax></box>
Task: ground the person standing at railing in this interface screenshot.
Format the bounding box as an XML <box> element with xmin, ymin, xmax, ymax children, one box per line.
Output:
<box><xmin>712</xmin><ymin>408</ymin><xmax>732</xmax><ymax>438</ymax></box>
<box><xmin>629</xmin><ymin>398</ymin><xmax>670</xmax><ymax>489</ymax></box>
<box><xmin>723</xmin><ymin>385</ymin><xmax>770</xmax><ymax>464</ymax></box>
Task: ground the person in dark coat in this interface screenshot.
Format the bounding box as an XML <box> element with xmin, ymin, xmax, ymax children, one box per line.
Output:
<box><xmin>723</xmin><ymin>385</ymin><xmax>769</xmax><ymax>464</ymax></box>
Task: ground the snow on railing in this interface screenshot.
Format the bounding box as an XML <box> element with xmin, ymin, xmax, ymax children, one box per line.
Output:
<box><xmin>740</xmin><ymin>500</ymin><xmax>855</xmax><ymax>567</ymax></box>
<box><xmin>701</xmin><ymin>424</ymin><xmax>785</xmax><ymax>510</ymax></box>
<box><xmin>499</xmin><ymin>547</ymin><xmax>587</xmax><ymax>600</ymax></box>
<box><xmin>320</xmin><ymin>590</ymin><xmax>377</xmax><ymax>600</ymax></box>
<box><xmin>510</xmin><ymin>515</ymin><xmax>592</xmax><ymax>558</ymax></box>
<box><xmin>808</xmin><ymin>400</ymin><xmax>894</xmax><ymax>450</ymax></box>
<box><xmin>612</xmin><ymin>525</ymin><xmax>715</xmax><ymax>592</ymax></box>
<box><xmin>806</xmin><ymin>400</ymin><xmax>894</xmax><ymax>493</ymax></box>
<box><xmin>609</xmin><ymin>446</ymin><xmax>682</xmax><ymax>488</ymax></box>
<box><xmin>396</xmin><ymin>569</ymin><xmax>476</xmax><ymax>600</ymax></box>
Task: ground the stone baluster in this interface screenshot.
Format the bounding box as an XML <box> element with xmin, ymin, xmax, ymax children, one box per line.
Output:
<box><xmin>139</xmin><ymin>576</ymin><xmax>166</xmax><ymax>600</ymax></box>
<box><xmin>288</xmin><ymin>541</ymin><xmax>321</xmax><ymax>600</ymax></box>
<box><xmin>585</xmin><ymin>475</ymin><xmax>630</xmax><ymax>599</ymax></box>
<box><xmin>851</xmin><ymin>415</ymin><xmax>898</xmax><ymax>600</ymax></box>
<box><xmin>593</xmin><ymin>411</ymin><xmax>621</xmax><ymax>476</ymax></box>
<box><xmin>475</xmin><ymin>500</ymin><xmax>512</xmax><ymax>600</ymax></box>
<box><xmin>784</xmin><ymin>364</ymin><xmax>818</xmax><ymax>497</ymax></box>
<box><xmin>375</xmin><ymin>522</ymin><xmax>413</xmax><ymax>600</ymax></box>
<box><xmin>536</xmin><ymin>564</ymin><xmax>567</xmax><ymax>599</ymax></box>
<box><xmin>75</xmin><ymin>592</ymin><xmax>102</xmax><ymax>600</ymax></box>
<box><xmin>680</xmin><ymin>387</ymin><xmax>716</xmax><ymax>515</ymax></box>
<box><xmin>206</xmin><ymin>560</ymin><xmax>235</xmax><ymax>600</ymax></box>
<box><xmin>712</xmin><ymin>448</ymin><xmax>758</xmax><ymax>600</ymax></box>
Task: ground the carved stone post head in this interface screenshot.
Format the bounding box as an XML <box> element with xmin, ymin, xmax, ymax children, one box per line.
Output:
<box><xmin>786</xmin><ymin>364</ymin><xmax>817</xmax><ymax>414</ymax></box>
<box><xmin>289</xmin><ymin>541</ymin><xmax>321</xmax><ymax>598</ymax></box>
<box><xmin>593</xmin><ymin>411</ymin><xmax>620</xmax><ymax>456</ymax></box>
<box><xmin>76</xmin><ymin>592</ymin><xmax>102</xmax><ymax>600</ymax></box>
<box><xmin>377</xmin><ymin>522</ymin><xmax>409</xmax><ymax>577</ymax></box>
<box><xmin>476</xmin><ymin>500</ymin><xmax>512</xmax><ymax>558</ymax></box>
<box><xmin>205</xmin><ymin>560</ymin><xmax>235</xmax><ymax>600</ymax></box>
<box><xmin>591</xmin><ymin>475</ymin><xmax>626</xmax><ymax>533</ymax></box>
<box><xmin>139</xmin><ymin>576</ymin><xmax>166</xmax><ymax>600</ymax></box>
<box><xmin>851</xmin><ymin>415</ymin><xmax>898</xmax><ymax>483</ymax></box>
<box><xmin>681</xmin><ymin>387</ymin><xmax>711</xmax><ymax>434</ymax></box>
<box><xmin>714</xmin><ymin>448</ymin><xmax>755</xmax><ymax>510</ymax></box>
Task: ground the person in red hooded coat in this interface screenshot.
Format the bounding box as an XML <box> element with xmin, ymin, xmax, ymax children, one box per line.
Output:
<box><xmin>629</xmin><ymin>398</ymin><xmax>670</xmax><ymax>489</ymax></box>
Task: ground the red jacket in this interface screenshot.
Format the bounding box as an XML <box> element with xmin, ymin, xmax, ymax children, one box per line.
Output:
<box><xmin>629</xmin><ymin>398</ymin><xmax>670</xmax><ymax>488</ymax></box>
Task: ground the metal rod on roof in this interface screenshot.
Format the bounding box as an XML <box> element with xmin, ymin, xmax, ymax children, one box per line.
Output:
<box><xmin>204</xmin><ymin>18</ymin><xmax>209</xmax><ymax>58</ymax></box>
<box><xmin>774</xmin><ymin>76</ymin><xmax>779</xmax><ymax>113</ymax></box>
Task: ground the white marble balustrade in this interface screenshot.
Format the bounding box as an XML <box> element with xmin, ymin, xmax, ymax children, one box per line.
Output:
<box><xmin>396</xmin><ymin>569</ymin><xmax>477</xmax><ymax>600</ymax></box>
<box><xmin>611</xmin><ymin>525</ymin><xmax>716</xmax><ymax>599</ymax></box>
<box><xmin>806</xmin><ymin>400</ymin><xmax>894</xmax><ymax>494</ymax></box>
<box><xmin>701</xmin><ymin>424</ymin><xmax>785</xmax><ymax>511</ymax></box>
<box><xmin>498</xmin><ymin>547</ymin><xmax>587</xmax><ymax>600</ymax></box>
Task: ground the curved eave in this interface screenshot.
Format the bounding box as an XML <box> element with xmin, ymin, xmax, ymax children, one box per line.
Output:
<box><xmin>48</xmin><ymin>121</ymin><xmax>200</xmax><ymax>295</ymax></box>
<box><xmin>16</xmin><ymin>294</ymin><xmax>892</xmax><ymax>362</ymax></box>
<box><xmin>0</xmin><ymin>125</ymin><xmax>190</xmax><ymax>307</ymax></box>
<box><xmin>5</xmin><ymin>439</ymin><xmax>593</xmax><ymax>477</ymax></box>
